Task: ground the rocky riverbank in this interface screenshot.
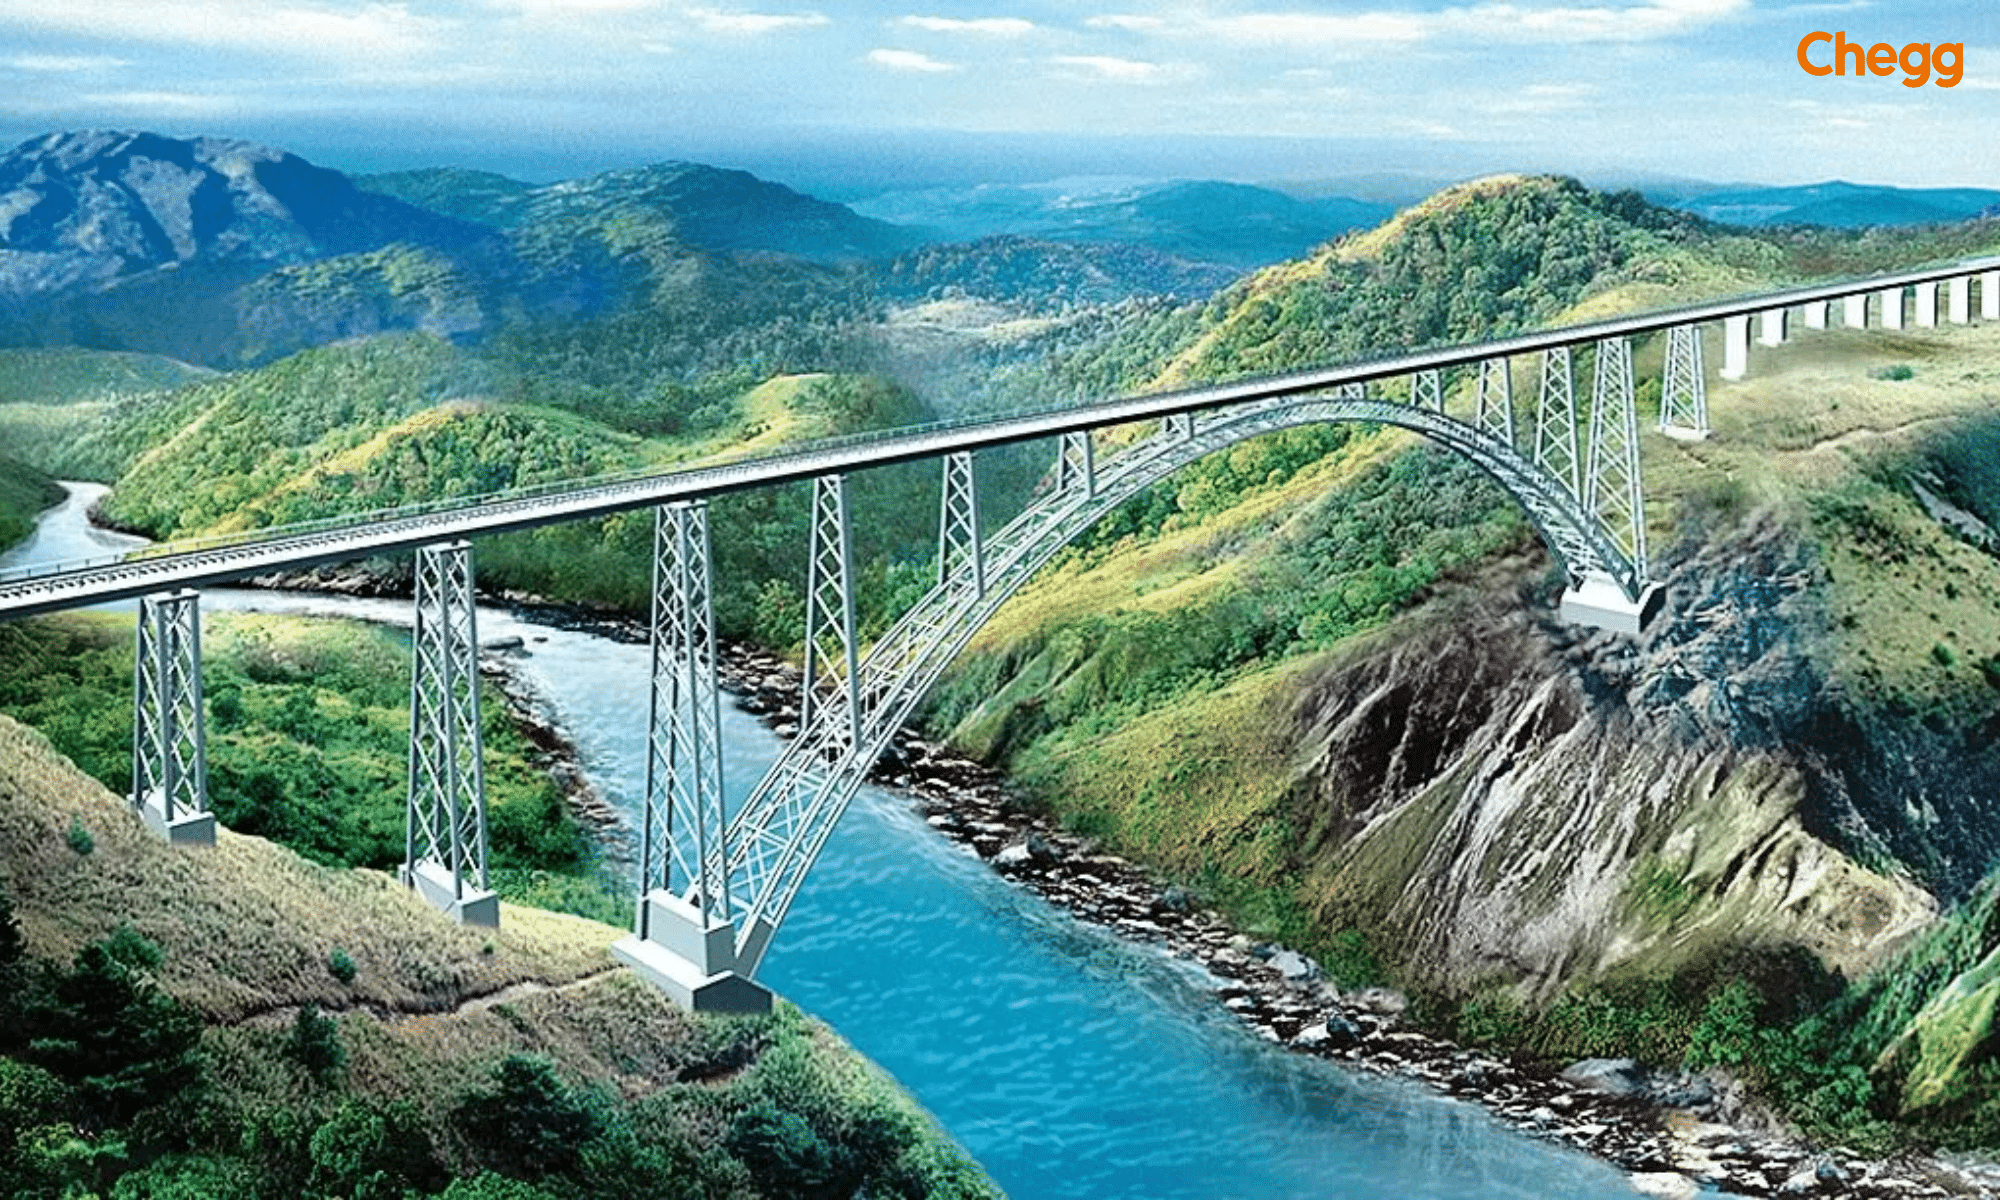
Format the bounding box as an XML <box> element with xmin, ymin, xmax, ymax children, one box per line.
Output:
<box><xmin>700</xmin><ymin>639</ymin><xmax>2000</xmax><ymax>1200</ymax></box>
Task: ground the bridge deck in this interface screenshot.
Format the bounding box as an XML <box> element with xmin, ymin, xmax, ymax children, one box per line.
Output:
<box><xmin>3</xmin><ymin>257</ymin><xmax>1995</xmax><ymax>619</ymax></box>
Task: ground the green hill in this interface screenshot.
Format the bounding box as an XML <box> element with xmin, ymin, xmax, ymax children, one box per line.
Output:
<box><xmin>0</xmin><ymin>675</ymin><xmax>996</xmax><ymax>1196</ymax></box>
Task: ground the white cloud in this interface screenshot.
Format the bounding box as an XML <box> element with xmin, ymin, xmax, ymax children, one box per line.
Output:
<box><xmin>78</xmin><ymin>90</ymin><xmax>239</xmax><ymax>115</ymax></box>
<box><xmin>1172</xmin><ymin>0</ymin><xmax>1745</xmax><ymax>48</ymax></box>
<box><xmin>687</xmin><ymin>7</ymin><xmax>829</xmax><ymax>33</ymax></box>
<box><xmin>5</xmin><ymin>54</ymin><xmax>129</xmax><ymax>71</ymax></box>
<box><xmin>0</xmin><ymin>0</ymin><xmax>445</xmax><ymax>56</ymax></box>
<box><xmin>501</xmin><ymin>0</ymin><xmax>658</xmax><ymax>14</ymax></box>
<box><xmin>1052</xmin><ymin>54</ymin><xmax>1187</xmax><ymax>82</ymax></box>
<box><xmin>867</xmin><ymin>47</ymin><xmax>957</xmax><ymax>72</ymax></box>
<box><xmin>1206</xmin><ymin>12</ymin><xmax>1427</xmax><ymax>44</ymax></box>
<box><xmin>896</xmin><ymin>15</ymin><xmax>1035</xmax><ymax>36</ymax></box>
<box><xmin>1524</xmin><ymin>82</ymin><xmax>1595</xmax><ymax>96</ymax></box>
<box><xmin>1084</xmin><ymin>14</ymin><xmax>1164</xmax><ymax>31</ymax></box>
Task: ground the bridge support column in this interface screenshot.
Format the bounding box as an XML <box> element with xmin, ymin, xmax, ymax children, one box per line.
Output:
<box><xmin>1410</xmin><ymin>368</ymin><xmax>1444</xmax><ymax>412</ymax></box>
<box><xmin>1056</xmin><ymin>431</ymin><xmax>1096</xmax><ymax>498</ymax></box>
<box><xmin>1475</xmin><ymin>357</ymin><xmax>1515</xmax><ymax>446</ymax></box>
<box><xmin>939</xmin><ymin>452</ymin><xmax>984</xmax><ymax>600</ymax></box>
<box><xmin>802</xmin><ymin>474</ymin><xmax>860</xmax><ymax>750</ymax></box>
<box><xmin>1758</xmin><ymin>308</ymin><xmax>1786</xmax><ymax>347</ymax></box>
<box><xmin>1533</xmin><ymin>347</ymin><xmax>1580</xmax><ymax>496</ymax></box>
<box><xmin>1721</xmin><ymin>313</ymin><xmax>1750</xmax><ymax>380</ymax></box>
<box><xmin>403</xmin><ymin>542</ymin><xmax>497</xmax><ymax>927</ymax></box>
<box><xmin>1804</xmin><ymin>300</ymin><xmax>1828</xmax><ymax>330</ymax></box>
<box><xmin>1984</xmin><ymin>271</ymin><xmax>2000</xmax><ymax>320</ymax></box>
<box><xmin>1569</xmin><ymin>337</ymin><xmax>1661</xmax><ymax>634</ymax></box>
<box><xmin>131</xmin><ymin>590</ymin><xmax>214</xmax><ymax>846</ymax></box>
<box><xmin>1950</xmin><ymin>277</ymin><xmax>1971</xmax><ymax>324</ymax></box>
<box><xmin>1916</xmin><ymin>282</ymin><xmax>1939</xmax><ymax>328</ymax></box>
<box><xmin>1658</xmin><ymin>324</ymin><xmax>1709</xmax><ymax>441</ymax></box>
<box><xmin>1843</xmin><ymin>294</ymin><xmax>1868</xmax><ymax>330</ymax></box>
<box><xmin>613</xmin><ymin>501</ymin><xmax>771</xmax><ymax>1015</ymax></box>
<box><xmin>1879</xmin><ymin>287</ymin><xmax>1904</xmax><ymax>330</ymax></box>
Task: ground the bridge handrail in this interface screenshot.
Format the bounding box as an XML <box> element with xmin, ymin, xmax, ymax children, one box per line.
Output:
<box><xmin>5</xmin><ymin>254</ymin><xmax>1998</xmax><ymax>604</ymax></box>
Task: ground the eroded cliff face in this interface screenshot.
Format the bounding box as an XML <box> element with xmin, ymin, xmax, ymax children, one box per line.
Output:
<box><xmin>1282</xmin><ymin>518</ymin><xmax>1940</xmax><ymax>1000</ymax></box>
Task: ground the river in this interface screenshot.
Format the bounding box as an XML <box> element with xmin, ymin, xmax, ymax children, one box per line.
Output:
<box><xmin>7</xmin><ymin>483</ymin><xmax>1655</xmax><ymax>1199</ymax></box>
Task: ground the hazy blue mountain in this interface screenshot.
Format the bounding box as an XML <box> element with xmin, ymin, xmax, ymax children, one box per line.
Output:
<box><xmin>1676</xmin><ymin>180</ymin><xmax>2000</xmax><ymax>228</ymax></box>
<box><xmin>352</xmin><ymin>166</ymin><xmax>538</xmax><ymax>229</ymax></box>
<box><xmin>361</xmin><ymin>160</ymin><xmax>917</xmax><ymax>262</ymax></box>
<box><xmin>0</xmin><ymin>130</ymin><xmax>487</xmax><ymax>293</ymax></box>
<box><xmin>879</xmin><ymin>235</ymin><xmax>1240</xmax><ymax>306</ymax></box>
<box><xmin>849</xmin><ymin>177</ymin><xmax>1393</xmax><ymax>269</ymax></box>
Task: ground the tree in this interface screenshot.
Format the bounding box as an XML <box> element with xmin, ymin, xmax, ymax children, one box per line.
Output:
<box><xmin>23</xmin><ymin>928</ymin><xmax>203</xmax><ymax>1129</ymax></box>
<box><xmin>451</xmin><ymin>1055</ymin><xmax>602</xmax><ymax>1181</ymax></box>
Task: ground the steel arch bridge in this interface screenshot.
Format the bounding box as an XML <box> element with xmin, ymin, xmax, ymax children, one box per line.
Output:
<box><xmin>4</xmin><ymin>256</ymin><xmax>1998</xmax><ymax>1009</ymax></box>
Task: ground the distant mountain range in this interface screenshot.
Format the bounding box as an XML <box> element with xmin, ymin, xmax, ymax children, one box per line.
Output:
<box><xmin>850</xmin><ymin>178</ymin><xmax>1394</xmax><ymax>270</ymax></box>
<box><xmin>1668</xmin><ymin>180</ymin><xmax>2000</xmax><ymax>229</ymax></box>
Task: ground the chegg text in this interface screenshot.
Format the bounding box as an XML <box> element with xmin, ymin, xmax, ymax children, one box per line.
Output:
<box><xmin>1797</xmin><ymin>31</ymin><xmax>1963</xmax><ymax>87</ymax></box>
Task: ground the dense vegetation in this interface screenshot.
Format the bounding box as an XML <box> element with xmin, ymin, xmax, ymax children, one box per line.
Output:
<box><xmin>0</xmin><ymin>454</ymin><xmax>63</xmax><ymax>553</ymax></box>
<box><xmin>0</xmin><ymin>613</ymin><xmax>612</xmax><ymax>920</ymax></box>
<box><xmin>0</xmin><ymin>715</ymin><xmax>998</xmax><ymax>1199</ymax></box>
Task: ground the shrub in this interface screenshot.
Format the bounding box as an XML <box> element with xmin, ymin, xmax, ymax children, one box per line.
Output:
<box><xmin>284</xmin><ymin>1004</ymin><xmax>346</xmax><ymax>1083</ymax></box>
<box><xmin>66</xmin><ymin>817</ymin><xmax>94</xmax><ymax>856</ymax></box>
<box><xmin>327</xmin><ymin>948</ymin><xmax>357</xmax><ymax>985</ymax></box>
<box><xmin>1870</xmin><ymin>363</ymin><xmax>1915</xmax><ymax>381</ymax></box>
<box><xmin>22</xmin><ymin>929</ymin><xmax>203</xmax><ymax>1128</ymax></box>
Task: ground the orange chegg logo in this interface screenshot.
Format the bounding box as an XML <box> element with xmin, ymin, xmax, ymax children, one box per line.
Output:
<box><xmin>1798</xmin><ymin>32</ymin><xmax>1963</xmax><ymax>86</ymax></box>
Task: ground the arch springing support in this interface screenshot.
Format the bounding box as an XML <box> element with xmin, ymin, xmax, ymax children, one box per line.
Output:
<box><xmin>132</xmin><ymin>590</ymin><xmax>213</xmax><ymax>846</ymax></box>
<box><xmin>1476</xmin><ymin>357</ymin><xmax>1515</xmax><ymax>446</ymax></box>
<box><xmin>801</xmin><ymin>474</ymin><xmax>860</xmax><ymax>751</ymax></box>
<box><xmin>1533</xmin><ymin>347</ymin><xmax>1580</xmax><ymax>498</ymax></box>
<box><xmin>1659</xmin><ymin>324</ymin><xmax>1709</xmax><ymax>440</ymax></box>
<box><xmin>939</xmin><ymin>452</ymin><xmax>984</xmax><ymax>601</ymax></box>
<box><xmin>404</xmin><ymin>541</ymin><xmax>496</xmax><ymax>926</ymax></box>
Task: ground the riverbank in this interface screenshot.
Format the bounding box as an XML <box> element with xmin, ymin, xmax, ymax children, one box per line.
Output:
<box><xmin>239</xmin><ymin>572</ymin><xmax>1999</xmax><ymax>1197</ymax></box>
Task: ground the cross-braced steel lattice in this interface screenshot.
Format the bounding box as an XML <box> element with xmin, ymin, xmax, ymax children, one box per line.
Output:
<box><xmin>1161</xmin><ymin>412</ymin><xmax>1194</xmax><ymax>441</ymax></box>
<box><xmin>641</xmin><ymin>502</ymin><xmax>728</xmax><ymax>926</ymax></box>
<box><xmin>1534</xmin><ymin>346</ymin><xmax>1581</xmax><ymax>498</ymax></box>
<box><xmin>1410</xmin><ymin>368</ymin><xmax>1444</xmax><ymax>412</ymax></box>
<box><xmin>132</xmin><ymin>590</ymin><xmax>207</xmax><ymax>824</ymax></box>
<box><xmin>1476</xmin><ymin>357</ymin><xmax>1515</xmax><ymax>446</ymax></box>
<box><xmin>938</xmin><ymin>452</ymin><xmax>984</xmax><ymax>600</ymax></box>
<box><xmin>1056</xmin><ymin>430</ymin><xmax>1095</xmax><ymax>498</ymax></box>
<box><xmin>801</xmin><ymin>474</ymin><xmax>860</xmax><ymax>750</ymax></box>
<box><xmin>405</xmin><ymin>541</ymin><xmax>488</xmax><ymax>900</ymax></box>
<box><xmin>1586</xmin><ymin>338</ymin><xmax>1649</xmax><ymax>586</ymax></box>
<box><xmin>1659</xmin><ymin>324</ymin><xmax>1709</xmax><ymax>438</ymax></box>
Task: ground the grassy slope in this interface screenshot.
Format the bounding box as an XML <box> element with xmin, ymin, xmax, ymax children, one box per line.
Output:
<box><xmin>0</xmin><ymin>711</ymin><xmax>998</xmax><ymax>1196</ymax></box>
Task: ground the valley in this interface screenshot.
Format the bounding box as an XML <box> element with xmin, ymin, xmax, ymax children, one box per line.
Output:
<box><xmin>5</xmin><ymin>125</ymin><xmax>2000</xmax><ymax>1195</ymax></box>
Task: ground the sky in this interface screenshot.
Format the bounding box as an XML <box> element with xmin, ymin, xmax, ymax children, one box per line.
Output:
<box><xmin>0</xmin><ymin>0</ymin><xmax>1996</xmax><ymax>197</ymax></box>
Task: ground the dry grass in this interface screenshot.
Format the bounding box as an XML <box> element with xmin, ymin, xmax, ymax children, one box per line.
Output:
<box><xmin>0</xmin><ymin>713</ymin><xmax>614</xmax><ymax>1023</ymax></box>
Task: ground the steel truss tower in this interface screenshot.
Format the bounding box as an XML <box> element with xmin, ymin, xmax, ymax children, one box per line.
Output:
<box><xmin>1659</xmin><ymin>324</ymin><xmax>1710</xmax><ymax>440</ymax></box>
<box><xmin>403</xmin><ymin>541</ymin><xmax>497</xmax><ymax>926</ymax></box>
<box><xmin>132</xmin><ymin>590</ymin><xmax>214</xmax><ymax>845</ymax></box>
<box><xmin>1534</xmin><ymin>346</ymin><xmax>1582</xmax><ymax>498</ymax></box>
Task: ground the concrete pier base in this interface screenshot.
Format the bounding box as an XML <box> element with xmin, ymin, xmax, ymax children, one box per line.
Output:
<box><xmin>1559</xmin><ymin>574</ymin><xmax>1664</xmax><ymax>635</ymax></box>
<box><xmin>136</xmin><ymin>789</ymin><xmax>215</xmax><ymax>846</ymax></box>
<box><xmin>402</xmin><ymin>859</ymin><xmax>500</xmax><ymax>927</ymax></box>
<box><xmin>612</xmin><ymin>890</ymin><xmax>773</xmax><ymax>1014</ymax></box>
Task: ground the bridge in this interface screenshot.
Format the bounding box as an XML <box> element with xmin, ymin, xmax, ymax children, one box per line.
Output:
<box><xmin>4</xmin><ymin>257</ymin><xmax>1996</xmax><ymax>1011</ymax></box>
